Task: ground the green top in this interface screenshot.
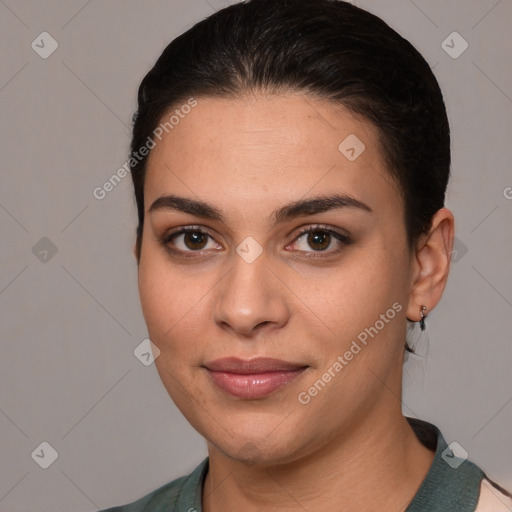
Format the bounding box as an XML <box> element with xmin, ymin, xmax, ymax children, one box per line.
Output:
<box><xmin>100</xmin><ymin>418</ymin><xmax>486</xmax><ymax>511</ymax></box>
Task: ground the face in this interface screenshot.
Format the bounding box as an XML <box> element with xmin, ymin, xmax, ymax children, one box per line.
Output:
<box><xmin>137</xmin><ymin>93</ymin><xmax>415</xmax><ymax>465</ymax></box>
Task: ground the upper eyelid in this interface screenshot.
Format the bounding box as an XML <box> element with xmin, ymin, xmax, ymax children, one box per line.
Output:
<box><xmin>294</xmin><ymin>224</ymin><xmax>350</xmax><ymax>238</ymax></box>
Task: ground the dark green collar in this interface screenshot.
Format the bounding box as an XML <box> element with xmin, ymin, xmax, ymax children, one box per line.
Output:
<box><xmin>405</xmin><ymin>417</ymin><xmax>484</xmax><ymax>511</ymax></box>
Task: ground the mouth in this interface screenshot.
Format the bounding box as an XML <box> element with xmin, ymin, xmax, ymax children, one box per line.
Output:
<box><xmin>203</xmin><ymin>357</ymin><xmax>309</xmax><ymax>399</ymax></box>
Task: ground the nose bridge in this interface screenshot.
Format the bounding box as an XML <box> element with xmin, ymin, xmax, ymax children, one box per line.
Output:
<box><xmin>213</xmin><ymin>248</ymin><xmax>289</xmax><ymax>336</ymax></box>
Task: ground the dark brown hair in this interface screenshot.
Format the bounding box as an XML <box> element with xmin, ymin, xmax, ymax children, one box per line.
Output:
<box><xmin>130</xmin><ymin>0</ymin><xmax>450</xmax><ymax>265</ymax></box>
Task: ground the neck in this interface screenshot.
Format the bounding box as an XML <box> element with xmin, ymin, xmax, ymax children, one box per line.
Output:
<box><xmin>202</xmin><ymin>407</ymin><xmax>435</xmax><ymax>512</ymax></box>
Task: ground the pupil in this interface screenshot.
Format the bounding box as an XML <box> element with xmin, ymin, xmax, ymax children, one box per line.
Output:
<box><xmin>185</xmin><ymin>232</ymin><xmax>207</xmax><ymax>250</ymax></box>
<box><xmin>308</xmin><ymin>231</ymin><xmax>330</xmax><ymax>251</ymax></box>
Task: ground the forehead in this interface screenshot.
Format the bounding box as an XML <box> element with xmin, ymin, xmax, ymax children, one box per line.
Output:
<box><xmin>144</xmin><ymin>93</ymin><xmax>400</xmax><ymax>218</ymax></box>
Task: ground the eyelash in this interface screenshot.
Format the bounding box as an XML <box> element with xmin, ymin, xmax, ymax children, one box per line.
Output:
<box><xmin>158</xmin><ymin>224</ymin><xmax>352</xmax><ymax>260</ymax></box>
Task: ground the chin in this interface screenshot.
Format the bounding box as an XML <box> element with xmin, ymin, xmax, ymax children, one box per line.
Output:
<box><xmin>205</xmin><ymin>424</ymin><xmax>308</xmax><ymax>468</ymax></box>
<box><xmin>215</xmin><ymin>441</ymin><xmax>289</xmax><ymax>466</ymax></box>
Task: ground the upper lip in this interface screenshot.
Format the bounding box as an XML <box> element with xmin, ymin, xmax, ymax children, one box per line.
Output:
<box><xmin>204</xmin><ymin>357</ymin><xmax>308</xmax><ymax>374</ymax></box>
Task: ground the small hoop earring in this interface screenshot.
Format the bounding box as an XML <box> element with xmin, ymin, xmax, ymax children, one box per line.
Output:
<box><xmin>419</xmin><ymin>305</ymin><xmax>428</xmax><ymax>331</ymax></box>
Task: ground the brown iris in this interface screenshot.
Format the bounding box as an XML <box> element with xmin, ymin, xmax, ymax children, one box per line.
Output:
<box><xmin>184</xmin><ymin>231</ymin><xmax>208</xmax><ymax>250</ymax></box>
<box><xmin>307</xmin><ymin>230</ymin><xmax>331</xmax><ymax>251</ymax></box>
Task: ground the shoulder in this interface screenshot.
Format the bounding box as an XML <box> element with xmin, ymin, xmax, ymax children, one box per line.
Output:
<box><xmin>98</xmin><ymin>476</ymin><xmax>187</xmax><ymax>512</ymax></box>
<box><xmin>474</xmin><ymin>477</ymin><xmax>512</xmax><ymax>512</ymax></box>
<box><xmin>98</xmin><ymin>458</ymin><xmax>209</xmax><ymax>512</ymax></box>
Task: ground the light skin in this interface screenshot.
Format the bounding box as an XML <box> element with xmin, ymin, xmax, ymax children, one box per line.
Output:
<box><xmin>134</xmin><ymin>92</ymin><xmax>454</xmax><ymax>511</ymax></box>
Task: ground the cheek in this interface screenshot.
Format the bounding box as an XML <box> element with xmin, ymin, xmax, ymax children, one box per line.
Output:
<box><xmin>329</xmin><ymin>248</ymin><xmax>403</xmax><ymax>313</ymax></box>
<box><xmin>137</xmin><ymin>249</ymin><xmax>207</xmax><ymax>347</ymax></box>
<box><xmin>317</xmin><ymin>242</ymin><xmax>410</xmax><ymax>362</ymax></box>
<box><xmin>138</xmin><ymin>254</ymin><xmax>211</xmax><ymax>414</ymax></box>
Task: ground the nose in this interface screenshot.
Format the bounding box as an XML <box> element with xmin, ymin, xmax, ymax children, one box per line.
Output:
<box><xmin>213</xmin><ymin>252</ymin><xmax>290</xmax><ymax>338</ymax></box>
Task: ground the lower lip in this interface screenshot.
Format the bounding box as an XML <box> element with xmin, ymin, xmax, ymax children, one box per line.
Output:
<box><xmin>206</xmin><ymin>369</ymin><xmax>306</xmax><ymax>399</ymax></box>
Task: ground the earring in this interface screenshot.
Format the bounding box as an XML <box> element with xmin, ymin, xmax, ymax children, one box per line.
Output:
<box><xmin>419</xmin><ymin>305</ymin><xmax>428</xmax><ymax>331</ymax></box>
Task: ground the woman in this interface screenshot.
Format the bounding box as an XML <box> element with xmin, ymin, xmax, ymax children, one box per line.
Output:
<box><xmin>101</xmin><ymin>0</ymin><xmax>511</xmax><ymax>510</ymax></box>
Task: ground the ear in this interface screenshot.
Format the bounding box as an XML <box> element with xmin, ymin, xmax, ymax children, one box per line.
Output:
<box><xmin>406</xmin><ymin>208</ymin><xmax>455</xmax><ymax>322</ymax></box>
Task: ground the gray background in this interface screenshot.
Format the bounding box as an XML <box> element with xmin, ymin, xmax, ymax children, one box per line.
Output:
<box><xmin>0</xmin><ymin>0</ymin><xmax>511</xmax><ymax>510</ymax></box>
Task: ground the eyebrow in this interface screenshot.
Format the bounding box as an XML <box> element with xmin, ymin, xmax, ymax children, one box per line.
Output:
<box><xmin>148</xmin><ymin>193</ymin><xmax>372</xmax><ymax>224</ymax></box>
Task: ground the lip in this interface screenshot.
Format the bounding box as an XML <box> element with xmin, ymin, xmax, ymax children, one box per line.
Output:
<box><xmin>204</xmin><ymin>357</ymin><xmax>308</xmax><ymax>399</ymax></box>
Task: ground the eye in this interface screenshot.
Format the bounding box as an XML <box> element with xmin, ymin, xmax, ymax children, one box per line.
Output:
<box><xmin>287</xmin><ymin>226</ymin><xmax>351</xmax><ymax>254</ymax></box>
<box><xmin>161</xmin><ymin>227</ymin><xmax>222</xmax><ymax>253</ymax></box>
